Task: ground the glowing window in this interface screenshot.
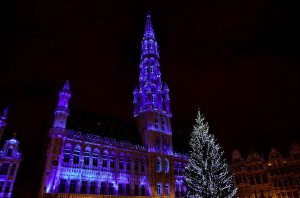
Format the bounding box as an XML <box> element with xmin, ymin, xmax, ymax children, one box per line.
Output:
<box><xmin>69</xmin><ymin>180</ymin><xmax>76</xmax><ymax>193</ymax></box>
<box><xmin>156</xmin><ymin>183</ymin><xmax>162</xmax><ymax>195</ymax></box>
<box><xmin>92</xmin><ymin>153</ymin><xmax>98</xmax><ymax>167</ymax></box>
<box><xmin>154</xmin><ymin>117</ymin><xmax>159</xmax><ymax>129</ymax></box>
<box><xmin>81</xmin><ymin>181</ymin><xmax>87</xmax><ymax>194</ymax></box>
<box><xmin>165</xmin><ymin>184</ymin><xmax>170</xmax><ymax>195</ymax></box>
<box><xmin>58</xmin><ymin>179</ymin><xmax>66</xmax><ymax>193</ymax></box>
<box><xmin>161</xmin><ymin>119</ymin><xmax>166</xmax><ymax>131</ymax></box>
<box><xmin>164</xmin><ymin>158</ymin><xmax>169</xmax><ymax>173</ymax></box>
<box><xmin>156</xmin><ymin>157</ymin><xmax>162</xmax><ymax>172</ymax></box>
<box><xmin>84</xmin><ymin>152</ymin><xmax>90</xmax><ymax>165</ymax></box>
<box><xmin>73</xmin><ymin>147</ymin><xmax>80</xmax><ymax>164</ymax></box>
<box><xmin>63</xmin><ymin>149</ymin><xmax>70</xmax><ymax>163</ymax></box>
<box><xmin>90</xmin><ymin>182</ymin><xmax>96</xmax><ymax>194</ymax></box>
<box><xmin>110</xmin><ymin>156</ymin><xmax>115</xmax><ymax>169</ymax></box>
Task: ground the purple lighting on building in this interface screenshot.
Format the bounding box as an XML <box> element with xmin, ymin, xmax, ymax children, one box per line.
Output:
<box><xmin>133</xmin><ymin>14</ymin><xmax>171</xmax><ymax>118</ymax></box>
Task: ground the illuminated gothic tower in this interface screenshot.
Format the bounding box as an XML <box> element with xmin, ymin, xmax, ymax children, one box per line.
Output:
<box><xmin>40</xmin><ymin>80</ymin><xmax>71</xmax><ymax>195</ymax></box>
<box><xmin>133</xmin><ymin>14</ymin><xmax>174</xmax><ymax>198</ymax></box>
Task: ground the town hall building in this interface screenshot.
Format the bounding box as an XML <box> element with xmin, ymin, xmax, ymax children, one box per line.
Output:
<box><xmin>39</xmin><ymin>14</ymin><xmax>188</xmax><ymax>198</ymax></box>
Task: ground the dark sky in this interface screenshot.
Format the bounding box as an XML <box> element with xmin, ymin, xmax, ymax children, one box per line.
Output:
<box><xmin>0</xmin><ymin>0</ymin><xmax>300</xmax><ymax>197</ymax></box>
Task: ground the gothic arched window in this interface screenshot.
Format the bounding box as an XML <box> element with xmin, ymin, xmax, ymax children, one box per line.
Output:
<box><xmin>110</xmin><ymin>151</ymin><xmax>116</xmax><ymax>169</ymax></box>
<box><xmin>163</xmin><ymin>137</ymin><xmax>169</xmax><ymax>152</ymax></box>
<box><xmin>152</xmin><ymin>95</ymin><xmax>155</xmax><ymax>103</ymax></box>
<box><xmin>154</xmin><ymin>117</ymin><xmax>159</xmax><ymax>129</ymax></box>
<box><xmin>63</xmin><ymin>144</ymin><xmax>71</xmax><ymax>163</ymax></box>
<box><xmin>126</xmin><ymin>155</ymin><xmax>131</xmax><ymax>171</ymax></box>
<box><xmin>58</xmin><ymin>179</ymin><xmax>66</xmax><ymax>193</ymax></box>
<box><xmin>143</xmin><ymin>40</ymin><xmax>148</xmax><ymax>50</ymax></box>
<box><xmin>119</xmin><ymin>152</ymin><xmax>125</xmax><ymax>170</ymax></box>
<box><xmin>84</xmin><ymin>147</ymin><xmax>91</xmax><ymax>166</ymax></box>
<box><xmin>102</xmin><ymin>150</ymin><xmax>109</xmax><ymax>168</ymax></box>
<box><xmin>164</xmin><ymin>158</ymin><xmax>169</xmax><ymax>173</ymax></box>
<box><xmin>92</xmin><ymin>148</ymin><xmax>99</xmax><ymax>167</ymax></box>
<box><xmin>73</xmin><ymin>145</ymin><xmax>81</xmax><ymax>164</ymax></box>
<box><xmin>156</xmin><ymin>157</ymin><xmax>162</xmax><ymax>172</ymax></box>
<box><xmin>161</xmin><ymin>118</ymin><xmax>166</xmax><ymax>131</ymax></box>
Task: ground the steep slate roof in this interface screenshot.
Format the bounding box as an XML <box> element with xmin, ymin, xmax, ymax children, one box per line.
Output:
<box><xmin>66</xmin><ymin>108</ymin><xmax>142</xmax><ymax>145</ymax></box>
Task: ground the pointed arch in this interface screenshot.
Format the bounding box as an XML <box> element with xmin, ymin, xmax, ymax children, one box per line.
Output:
<box><xmin>164</xmin><ymin>158</ymin><xmax>169</xmax><ymax>173</ymax></box>
<box><xmin>156</xmin><ymin>157</ymin><xmax>162</xmax><ymax>172</ymax></box>
<box><xmin>73</xmin><ymin>145</ymin><xmax>81</xmax><ymax>164</ymax></box>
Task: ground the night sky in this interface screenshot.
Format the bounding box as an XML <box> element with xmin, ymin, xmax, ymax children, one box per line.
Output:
<box><xmin>0</xmin><ymin>0</ymin><xmax>300</xmax><ymax>197</ymax></box>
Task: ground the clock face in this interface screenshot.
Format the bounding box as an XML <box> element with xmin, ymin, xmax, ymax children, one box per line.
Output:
<box><xmin>52</xmin><ymin>160</ymin><xmax>59</xmax><ymax>166</ymax></box>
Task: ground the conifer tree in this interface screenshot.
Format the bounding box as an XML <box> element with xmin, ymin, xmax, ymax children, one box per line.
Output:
<box><xmin>185</xmin><ymin>110</ymin><xmax>237</xmax><ymax>198</ymax></box>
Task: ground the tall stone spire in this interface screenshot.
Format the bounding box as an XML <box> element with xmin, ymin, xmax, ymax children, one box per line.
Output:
<box><xmin>53</xmin><ymin>80</ymin><xmax>71</xmax><ymax>128</ymax></box>
<box><xmin>134</xmin><ymin>13</ymin><xmax>171</xmax><ymax>117</ymax></box>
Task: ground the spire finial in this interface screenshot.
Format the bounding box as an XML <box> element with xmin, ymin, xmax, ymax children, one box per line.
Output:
<box><xmin>144</xmin><ymin>12</ymin><xmax>154</xmax><ymax>38</ymax></box>
<box><xmin>63</xmin><ymin>80</ymin><xmax>70</xmax><ymax>91</ymax></box>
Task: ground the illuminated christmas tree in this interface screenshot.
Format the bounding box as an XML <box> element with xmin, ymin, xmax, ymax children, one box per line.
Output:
<box><xmin>185</xmin><ymin>110</ymin><xmax>237</xmax><ymax>198</ymax></box>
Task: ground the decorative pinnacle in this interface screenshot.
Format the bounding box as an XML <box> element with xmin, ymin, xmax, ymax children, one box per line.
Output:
<box><xmin>144</xmin><ymin>12</ymin><xmax>154</xmax><ymax>38</ymax></box>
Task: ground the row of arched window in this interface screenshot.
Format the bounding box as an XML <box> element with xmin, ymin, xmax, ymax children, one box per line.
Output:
<box><xmin>62</xmin><ymin>145</ymin><xmax>146</xmax><ymax>172</ymax></box>
<box><xmin>142</xmin><ymin>39</ymin><xmax>157</xmax><ymax>52</ymax></box>
<box><xmin>156</xmin><ymin>157</ymin><xmax>169</xmax><ymax>173</ymax></box>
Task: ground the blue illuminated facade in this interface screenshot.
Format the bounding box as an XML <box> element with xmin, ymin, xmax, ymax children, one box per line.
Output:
<box><xmin>0</xmin><ymin>108</ymin><xmax>22</xmax><ymax>198</ymax></box>
<box><xmin>39</xmin><ymin>14</ymin><xmax>188</xmax><ymax>198</ymax></box>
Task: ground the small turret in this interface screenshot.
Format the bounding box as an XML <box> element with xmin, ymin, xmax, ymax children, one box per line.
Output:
<box><xmin>0</xmin><ymin>134</ymin><xmax>22</xmax><ymax>198</ymax></box>
<box><xmin>53</xmin><ymin>80</ymin><xmax>71</xmax><ymax>129</ymax></box>
<box><xmin>0</xmin><ymin>107</ymin><xmax>8</xmax><ymax>141</ymax></box>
